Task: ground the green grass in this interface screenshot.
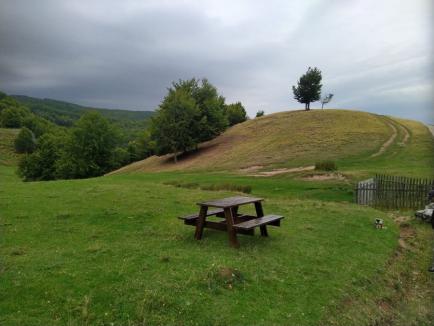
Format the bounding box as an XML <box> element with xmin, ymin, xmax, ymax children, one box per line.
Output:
<box><xmin>1</xmin><ymin>109</ymin><xmax>433</xmax><ymax>325</ymax></box>
<box><xmin>0</xmin><ymin>165</ymin><xmax>401</xmax><ymax>325</ymax></box>
<box><xmin>338</xmin><ymin>117</ymin><xmax>434</xmax><ymax>178</ymax></box>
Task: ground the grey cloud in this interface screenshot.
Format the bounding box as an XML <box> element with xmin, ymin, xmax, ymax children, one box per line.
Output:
<box><xmin>0</xmin><ymin>0</ymin><xmax>432</xmax><ymax>122</ymax></box>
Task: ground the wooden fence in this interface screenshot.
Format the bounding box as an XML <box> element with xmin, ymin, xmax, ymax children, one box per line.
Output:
<box><xmin>355</xmin><ymin>174</ymin><xmax>434</xmax><ymax>209</ymax></box>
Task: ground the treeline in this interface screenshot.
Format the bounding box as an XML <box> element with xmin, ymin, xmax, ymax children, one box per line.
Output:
<box><xmin>0</xmin><ymin>92</ymin><xmax>140</xmax><ymax>180</ymax></box>
<box><xmin>1</xmin><ymin>78</ymin><xmax>247</xmax><ymax>181</ymax></box>
<box><xmin>12</xmin><ymin>95</ymin><xmax>153</xmax><ymax>142</ymax></box>
<box><xmin>18</xmin><ymin>112</ymin><xmax>129</xmax><ymax>180</ymax></box>
<box><xmin>0</xmin><ymin>91</ymin><xmax>55</xmax><ymax>137</ymax></box>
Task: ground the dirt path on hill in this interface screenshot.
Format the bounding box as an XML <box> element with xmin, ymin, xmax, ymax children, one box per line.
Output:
<box><xmin>371</xmin><ymin>122</ymin><xmax>398</xmax><ymax>157</ymax></box>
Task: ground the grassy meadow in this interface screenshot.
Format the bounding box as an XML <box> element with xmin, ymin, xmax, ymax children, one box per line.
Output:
<box><xmin>1</xmin><ymin>165</ymin><xmax>399</xmax><ymax>325</ymax></box>
<box><xmin>1</xmin><ymin>110</ymin><xmax>433</xmax><ymax>325</ymax></box>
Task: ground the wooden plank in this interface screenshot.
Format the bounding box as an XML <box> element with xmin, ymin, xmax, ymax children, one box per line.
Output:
<box><xmin>254</xmin><ymin>201</ymin><xmax>268</xmax><ymax>236</ymax></box>
<box><xmin>179</xmin><ymin>208</ymin><xmax>224</xmax><ymax>221</ymax></box>
<box><xmin>234</xmin><ymin>215</ymin><xmax>284</xmax><ymax>230</ymax></box>
<box><xmin>197</xmin><ymin>196</ymin><xmax>263</xmax><ymax>208</ymax></box>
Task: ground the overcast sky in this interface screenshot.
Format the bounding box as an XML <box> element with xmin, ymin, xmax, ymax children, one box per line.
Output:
<box><xmin>0</xmin><ymin>0</ymin><xmax>432</xmax><ymax>122</ymax></box>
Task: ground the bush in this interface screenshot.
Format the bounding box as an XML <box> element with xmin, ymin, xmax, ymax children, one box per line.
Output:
<box><xmin>256</xmin><ymin>110</ymin><xmax>265</xmax><ymax>118</ymax></box>
<box><xmin>0</xmin><ymin>107</ymin><xmax>24</xmax><ymax>127</ymax></box>
<box><xmin>315</xmin><ymin>160</ymin><xmax>337</xmax><ymax>171</ymax></box>
<box><xmin>18</xmin><ymin>132</ymin><xmax>64</xmax><ymax>181</ymax></box>
<box><xmin>14</xmin><ymin>127</ymin><xmax>36</xmax><ymax>153</ymax></box>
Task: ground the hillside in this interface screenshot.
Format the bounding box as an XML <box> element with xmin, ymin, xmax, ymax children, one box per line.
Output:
<box><xmin>12</xmin><ymin>95</ymin><xmax>154</xmax><ymax>139</ymax></box>
<box><xmin>0</xmin><ymin>128</ymin><xmax>20</xmax><ymax>166</ymax></box>
<box><xmin>112</xmin><ymin>109</ymin><xmax>434</xmax><ymax>176</ymax></box>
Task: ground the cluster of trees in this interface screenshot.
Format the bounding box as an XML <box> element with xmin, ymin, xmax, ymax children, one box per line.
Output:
<box><xmin>2</xmin><ymin>79</ymin><xmax>248</xmax><ymax>180</ymax></box>
<box><xmin>18</xmin><ymin>112</ymin><xmax>130</xmax><ymax>181</ymax></box>
<box><xmin>0</xmin><ymin>92</ymin><xmax>54</xmax><ymax>136</ymax></box>
<box><xmin>150</xmin><ymin>78</ymin><xmax>247</xmax><ymax>162</ymax></box>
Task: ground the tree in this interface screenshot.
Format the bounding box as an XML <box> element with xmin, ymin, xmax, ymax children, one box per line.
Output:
<box><xmin>256</xmin><ymin>110</ymin><xmax>265</xmax><ymax>118</ymax></box>
<box><xmin>18</xmin><ymin>132</ymin><xmax>64</xmax><ymax>181</ymax></box>
<box><xmin>321</xmin><ymin>93</ymin><xmax>334</xmax><ymax>109</ymax></box>
<box><xmin>179</xmin><ymin>78</ymin><xmax>228</xmax><ymax>142</ymax></box>
<box><xmin>22</xmin><ymin>115</ymin><xmax>54</xmax><ymax>137</ymax></box>
<box><xmin>292</xmin><ymin>67</ymin><xmax>322</xmax><ymax>110</ymax></box>
<box><xmin>56</xmin><ymin>111</ymin><xmax>120</xmax><ymax>178</ymax></box>
<box><xmin>225</xmin><ymin>102</ymin><xmax>247</xmax><ymax>126</ymax></box>
<box><xmin>151</xmin><ymin>87</ymin><xmax>199</xmax><ymax>163</ymax></box>
<box><xmin>151</xmin><ymin>78</ymin><xmax>229</xmax><ymax>162</ymax></box>
<box><xmin>128</xmin><ymin>130</ymin><xmax>155</xmax><ymax>162</ymax></box>
<box><xmin>14</xmin><ymin>127</ymin><xmax>36</xmax><ymax>153</ymax></box>
<box><xmin>0</xmin><ymin>107</ymin><xmax>24</xmax><ymax>127</ymax></box>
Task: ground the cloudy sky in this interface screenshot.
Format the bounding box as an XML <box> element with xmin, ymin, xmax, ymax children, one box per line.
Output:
<box><xmin>0</xmin><ymin>0</ymin><xmax>432</xmax><ymax>122</ymax></box>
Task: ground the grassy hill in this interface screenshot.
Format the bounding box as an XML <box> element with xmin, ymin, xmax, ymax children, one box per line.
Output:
<box><xmin>12</xmin><ymin>95</ymin><xmax>154</xmax><ymax>140</ymax></box>
<box><xmin>0</xmin><ymin>128</ymin><xmax>20</xmax><ymax>166</ymax></box>
<box><xmin>113</xmin><ymin>109</ymin><xmax>434</xmax><ymax>178</ymax></box>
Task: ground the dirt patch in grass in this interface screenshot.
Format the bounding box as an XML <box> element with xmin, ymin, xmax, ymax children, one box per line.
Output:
<box><xmin>248</xmin><ymin>166</ymin><xmax>315</xmax><ymax>177</ymax></box>
<box><xmin>239</xmin><ymin>165</ymin><xmax>264</xmax><ymax>173</ymax></box>
<box><xmin>301</xmin><ymin>172</ymin><xmax>347</xmax><ymax>181</ymax></box>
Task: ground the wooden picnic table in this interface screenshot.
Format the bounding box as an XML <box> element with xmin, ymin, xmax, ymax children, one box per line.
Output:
<box><xmin>179</xmin><ymin>196</ymin><xmax>284</xmax><ymax>248</ymax></box>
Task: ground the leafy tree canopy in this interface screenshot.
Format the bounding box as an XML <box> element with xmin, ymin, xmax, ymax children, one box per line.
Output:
<box><xmin>225</xmin><ymin>102</ymin><xmax>247</xmax><ymax>126</ymax></box>
<box><xmin>57</xmin><ymin>111</ymin><xmax>120</xmax><ymax>178</ymax></box>
<box><xmin>151</xmin><ymin>78</ymin><xmax>229</xmax><ymax>162</ymax></box>
<box><xmin>14</xmin><ymin>127</ymin><xmax>36</xmax><ymax>154</ymax></box>
<box><xmin>292</xmin><ymin>67</ymin><xmax>322</xmax><ymax>110</ymax></box>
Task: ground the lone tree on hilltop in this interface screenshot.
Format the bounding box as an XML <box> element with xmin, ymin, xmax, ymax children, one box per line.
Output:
<box><xmin>321</xmin><ymin>93</ymin><xmax>334</xmax><ymax>109</ymax></box>
<box><xmin>292</xmin><ymin>67</ymin><xmax>322</xmax><ymax>110</ymax></box>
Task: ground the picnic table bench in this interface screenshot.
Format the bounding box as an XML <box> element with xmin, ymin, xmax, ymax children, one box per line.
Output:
<box><xmin>179</xmin><ymin>196</ymin><xmax>284</xmax><ymax>248</ymax></box>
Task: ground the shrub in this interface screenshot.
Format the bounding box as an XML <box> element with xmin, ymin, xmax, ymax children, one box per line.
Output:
<box><xmin>256</xmin><ymin>110</ymin><xmax>265</xmax><ymax>118</ymax></box>
<box><xmin>315</xmin><ymin>160</ymin><xmax>337</xmax><ymax>171</ymax></box>
<box><xmin>14</xmin><ymin>127</ymin><xmax>36</xmax><ymax>153</ymax></box>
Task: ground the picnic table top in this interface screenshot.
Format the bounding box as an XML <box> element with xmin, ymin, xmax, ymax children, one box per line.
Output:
<box><xmin>197</xmin><ymin>196</ymin><xmax>263</xmax><ymax>208</ymax></box>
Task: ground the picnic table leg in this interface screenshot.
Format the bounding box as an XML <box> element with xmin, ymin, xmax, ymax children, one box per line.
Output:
<box><xmin>224</xmin><ymin>207</ymin><xmax>240</xmax><ymax>248</ymax></box>
<box><xmin>195</xmin><ymin>205</ymin><xmax>208</xmax><ymax>240</ymax></box>
<box><xmin>255</xmin><ymin>202</ymin><xmax>268</xmax><ymax>237</ymax></box>
<box><xmin>231</xmin><ymin>206</ymin><xmax>239</xmax><ymax>222</ymax></box>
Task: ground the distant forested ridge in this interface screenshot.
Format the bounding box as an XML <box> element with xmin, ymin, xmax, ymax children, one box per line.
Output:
<box><xmin>0</xmin><ymin>90</ymin><xmax>156</xmax><ymax>180</ymax></box>
<box><xmin>12</xmin><ymin>95</ymin><xmax>153</xmax><ymax>141</ymax></box>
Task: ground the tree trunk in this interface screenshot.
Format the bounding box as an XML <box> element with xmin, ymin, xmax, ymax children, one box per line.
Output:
<box><xmin>321</xmin><ymin>103</ymin><xmax>324</xmax><ymax>109</ymax></box>
<box><xmin>305</xmin><ymin>102</ymin><xmax>310</xmax><ymax>110</ymax></box>
<box><xmin>173</xmin><ymin>152</ymin><xmax>178</xmax><ymax>163</ymax></box>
